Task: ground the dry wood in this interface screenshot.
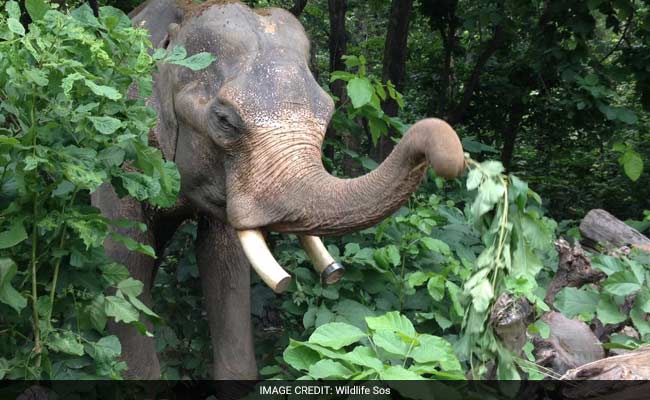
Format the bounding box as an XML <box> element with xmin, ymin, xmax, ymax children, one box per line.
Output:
<box><xmin>533</xmin><ymin>312</ymin><xmax>604</xmax><ymax>375</ymax></box>
<box><xmin>545</xmin><ymin>239</ymin><xmax>605</xmax><ymax>306</ymax></box>
<box><xmin>563</xmin><ymin>346</ymin><xmax>650</xmax><ymax>380</ymax></box>
<box><xmin>580</xmin><ymin>209</ymin><xmax>650</xmax><ymax>252</ymax></box>
<box><xmin>490</xmin><ymin>293</ymin><xmax>532</xmax><ymax>354</ymax></box>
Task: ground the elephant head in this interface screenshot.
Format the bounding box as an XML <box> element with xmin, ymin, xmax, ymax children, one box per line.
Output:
<box><xmin>137</xmin><ymin>0</ymin><xmax>465</xmax><ymax>291</ymax></box>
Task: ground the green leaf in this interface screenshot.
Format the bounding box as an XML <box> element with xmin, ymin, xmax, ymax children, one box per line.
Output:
<box><xmin>407</xmin><ymin>271</ymin><xmax>430</xmax><ymax>288</ymax></box>
<box><xmin>330</xmin><ymin>71</ymin><xmax>355</xmax><ymax>82</ymax></box>
<box><xmin>372</xmin><ymin>330</ymin><xmax>410</xmax><ymax>356</ymax></box>
<box><xmin>470</xmin><ymin>279</ymin><xmax>494</xmax><ymax>313</ymax></box>
<box><xmin>596</xmin><ymin>296</ymin><xmax>627</xmax><ymax>325</ymax></box>
<box><xmin>109</xmin><ymin>232</ymin><xmax>156</xmax><ymax>258</ymax></box>
<box><xmin>347</xmin><ymin>77</ymin><xmax>373</xmax><ymax>108</ymax></box>
<box><xmin>24</xmin><ymin>69</ymin><xmax>49</xmax><ymax>86</ymax></box>
<box><xmin>87</xmin><ymin>335</ymin><xmax>121</xmax><ymax>362</ymax></box>
<box><xmin>127</xmin><ymin>295</ymin><xmax>160</xmax><ymax>320</ymax></box>
<box><xmin>6</xmin><ymin>1</ymin><xmax>21</xmax><ymax>19</ymax></box>
<box><xmin>366</xmin><ymin>311</ymin><xmax>415</xmax><ymax>337</ymax></box>
<box><xmin>342</xmin><ymin>346</ymin><xmax>383</xmax><ymax>371</ymax></box>
<box><xmin>636</xmin><ymin>287</ymin><xmax>650</xmax><ymax>313</ymax></box>
<box><xmin>603</xmin><ymin>271</ymin><xmax>642</xmax><ymax>296</ymax></box>
<box><xmin>100</xmin><ymin>263</ymin><xmax>130</xmax><ymax>284</ymax></box>
<box><xmin>511</xmin><ymin>241</ymin><xmax>543</xmax><ymax>279</ymax></box>
<box><xmin>168</xmin><ymin>52</ymin><xmax>216</xmax><ymax>71</ymax></box>
<box><xmin>308</xmin><ymin>322</ymin><xmax>366</xmax><ymax>349</ymax></box>
<box><xmin>554</xmin><ymin>287</ymin><xmax>599</xmax><ymax>318</ymax></box>
<box><xmin>421</xmin><ymin>237</ymin><xmax>451</xmax><ymax>255</ymax></box>
<box><xmin>0</xmin><ymin>220</ymin><xmax>27</xmax><ymax>249</ymax></box>
<box><xmin>84</xmin><ymin>80</ymin><xmax>122</xmax><ymax>100</ymax></box>
<box><xmin>119</xmin><ymin>172</ymin><xmax>161</xmax><ymax>202</ymax></box>
<box><xmin>630</xmin><ymin>304</ymin><xmax>650</xmax><ymax>336</ymax></box>
<box><xmin>617</xmin><ymin>108</ymin><xmax>638</xmax><ymax>124</ymax></box>
<box><xmin>620</xmin><ymin>150</ymin><xmax>643</xmax><ymax>181</ymax></box>
<box><xmin>117</xmin><ymin>278</ymin><xmax>143</xmax><ymax>298</ymax></box>
<box><xmin>380</xmin><ymin>365</ymin><xmax>424</xmax><ymax>380</ymax></box>
<box><xmin>47</xmin><ymin>332</ymin><xmax>84</xmax><ymax>356</ymax></box>
<box><xmin>482</xmin><ymin>160</ymin><xmax>505</xmax><ymax>176</ymax></box>
<box><xmin>149</xmin><ymin>161</ymin><xmax>180</xmax><ymax>208</ymax></box>
<box><xmin>163</xmin><ymin>45</ymin><xmax>187</xmax><ymax>62</ymax></box>
<box><xmin>308</xmin><ymin>359</ymin><xmax>352</xmax><ymax>379</ymax></box>
<box><xmin>283</xmin><ymin>340</ymin><xmax>321</xmax><ymax>371</ymax></box>
<box><xmin>89</xmin><ymin>116</ymin><xmax>123</xmax><ymax>135</ymax></box>
<box><xmin>98</xmin><ymin>147</ymin><xmax>125</xmax><ymax>167</ymax></box>
<box><xmin>427</xmin><ymin>276</ymin><xmax>445</xmax><ymax>301</ymax></box>
<box><xmin>62</xmin><ymin>73</ymin><xmax>85</xmax><ymax>96</ymax></box>
<box><xmin>466</xmin><ymin>169</ymin><xmax>482</xmax><ymax>190</ymax></box>
<box><xmin>0</xmin><ymin>258</ymin><xmax>27</xmax><ymax>313</ymax></box>
<box><xmin>410</xmin><ymin>334</ymin><xmax>461</xmax><ymax>372</ymax></box>
<box><xmin>67</xmin><ymin>218</ymin><xmax>108</xmax><ymax>249</ymax></box>
<box><xmin>25</xmin><ymin>0</ymin><xmax>49</xmax><ymax>20</ymax></box>
<box><xmin>88</xmin><ymin>294</ymin><xmax>107</xmax><ymax>332</ymax></box>
<box><xmin>104</xmin><ymin>295</ymin><xmax>139</xmax><ymax>323</ymax></box>
<box><xmin>7</xmin><ymin>18</ymin><xmax>25</xmax><ymax>36</ymax></box>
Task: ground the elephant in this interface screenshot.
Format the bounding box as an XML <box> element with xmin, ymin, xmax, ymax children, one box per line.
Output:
<box><xmin>91</xmin><ymin>0</ymin><xmax>465</xmax><ymax>380</ymax></box>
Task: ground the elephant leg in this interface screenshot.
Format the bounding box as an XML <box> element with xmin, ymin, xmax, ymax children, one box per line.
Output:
<box><xmin>196</xmin><ymin>215</ymin><xmax>258</xmax><ymax>379</ymax></box>
<box><xmin>91</xmin><ymin>184</ymin><xmax>160</xmax><ymax>379</ymax></box>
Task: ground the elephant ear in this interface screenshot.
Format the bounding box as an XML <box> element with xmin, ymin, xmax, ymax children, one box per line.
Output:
<box><xmin>131</xmin><ymin>0</ymin><xmax>184</xmax><ymax>161</ymax></box>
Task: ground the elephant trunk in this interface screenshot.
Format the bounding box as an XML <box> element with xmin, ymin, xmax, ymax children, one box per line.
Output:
<box><xmin>268</xmin><ymin>118</ymin><xmax>465</xmax><ymax>236</ymax></box>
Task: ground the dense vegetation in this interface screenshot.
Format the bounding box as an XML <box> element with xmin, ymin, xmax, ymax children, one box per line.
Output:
<box><xmin>1</xmin><ymin>0</ymin><xmax>649</xmax><ymax>382</ymax></box>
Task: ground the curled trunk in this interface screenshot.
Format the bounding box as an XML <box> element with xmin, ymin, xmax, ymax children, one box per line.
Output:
<box><xmin>267</xmin><ymin>118</ymin><xmax>465</xmax><ymax>235</ymax></box>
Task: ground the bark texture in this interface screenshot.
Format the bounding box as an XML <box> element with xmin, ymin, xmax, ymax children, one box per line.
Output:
<box><xmin>561</xmin><ymin>346</ymin><xmax>650</xmax><ymax>381</ymax></box>
<box><xmin>371</xmin><ymin>0</ymin><xmax>414</xmax><ymax>162</ymax></box>
<box><xmin>580</xmin><ymin>209</ymin><xmax>650</xmax><ymax>252</ymax></box>
<box><xmin>534</xmin><ymin>311</ymin><xmax>604</xmax><ymax>375</ymax></box>
<box><xmin>545</xmin><ymin>239</ymin><xmax>605</xmax><ymax>306</ymax></box>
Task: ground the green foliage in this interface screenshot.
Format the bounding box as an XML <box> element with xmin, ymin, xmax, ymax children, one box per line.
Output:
<box><xmin>613</xmin><ymin>142</ymin><xmax>644</xmax><ymax>182</ymax></box>
<box><xmin>330</xmin><ymin>55</ymin><xmax>406</xmax><ymax>146</ymax></box>
<box><xmin>243</xmin><ymin>158</ymin><xmax>558</xmax><ymax>380</ymax></box>
<box><xmin>0</xmin><ymin>2</ymin><xmax>211</xmax><ymax>378</ymax></box>
<box><xmin>273</xmin><ymin>312</ymin><xmax>462</xmax><ymax>380</ymax></box>
<box><xmin>457</xmin><ymin>160</ymin><xmax>556</xmax><ymax>379</ymax></box>
<box><xmin>554</xmin><ymin>252</ymin><xmax>650</xmax><ymax>342</ymax></box>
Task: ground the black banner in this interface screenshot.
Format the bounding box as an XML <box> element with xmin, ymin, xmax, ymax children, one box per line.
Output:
<box><xmin>1</xmin><ymin>380</ymin><xmax>649</xmax><ymax>400</ymax></box>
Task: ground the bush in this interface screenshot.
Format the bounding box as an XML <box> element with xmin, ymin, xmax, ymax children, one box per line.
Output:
<box><xmin>0</xmin><ymin>1</ymin><xmax>210</xmax><ymax>378</ymax></box>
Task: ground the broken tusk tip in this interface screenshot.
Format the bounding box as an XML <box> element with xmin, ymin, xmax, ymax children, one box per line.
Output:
<box><xmin>274</xmin><ymin>276</ymin><xmax>292</xmax><ymax>293</ymax></box>
<box><xmin>321</xmin><ymin>262</ymin><xmax>345</xmax><ymax>285</ymax></box>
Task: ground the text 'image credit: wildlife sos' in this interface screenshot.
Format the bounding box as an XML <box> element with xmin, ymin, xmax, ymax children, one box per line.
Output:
<box><xmin>1</xmin><ymin>0</ymin><xmax>650</xmax><ymax>397</ymax></box>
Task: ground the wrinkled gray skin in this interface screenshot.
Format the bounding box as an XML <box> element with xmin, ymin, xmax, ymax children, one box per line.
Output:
<box><xmin>92</xmin><ymin>0</ymin><xmax>465</xmax><ymax>379</ymax></box>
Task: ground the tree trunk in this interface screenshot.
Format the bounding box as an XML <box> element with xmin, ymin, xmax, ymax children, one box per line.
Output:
<box><xmin>326</xmin><ymin>0</ymin><xmax>356</xmax><ymax>173</ymax></box>
<box><xmin>289</xmin><ymin>0</ymin><xmax>308</xmax><ymax>17</ymax></box>
<box><xmin>579</xmin><ymin>209</ymin><xmax>650</xmax><ymax>252</ymax></box>
<box><xmin>328</xmin><ymin>0</ymin><xmax>347</xmax><ymax>102</ymax></box>
<box><xmin>500</xmin><ymin>98</ymin><xmax>523</xmax><ymax>171</ymax></box>
<box><xmin>447</xmin><ymin>25</ymin><xmax>505</xmax><ymax>124</ymax></box>
<box><xmin>370</xmin><ymin>0</ymin><xmax>413</xmax><ymax>163</ymax></box>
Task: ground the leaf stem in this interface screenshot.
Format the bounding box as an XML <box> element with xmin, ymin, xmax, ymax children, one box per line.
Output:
<box><xmin>29</xmin><ymin>88</ymin><xmax>42</xmax><ymax>368</ymax></box>
<box><xmin>47</xmin><ymin>190</ymin><xmax>78</xmax><ymax>328</ymax></box>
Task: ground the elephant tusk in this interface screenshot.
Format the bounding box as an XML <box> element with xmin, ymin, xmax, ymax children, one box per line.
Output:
<box><xmin>237</xmin><ymin>229</ymin><xmax>291</xmax><ymax>293</ymax></box>
<box><xmin>298</xmin><ymin>235</ymin><xmax>345</xmax><ymax>285</ymax></box>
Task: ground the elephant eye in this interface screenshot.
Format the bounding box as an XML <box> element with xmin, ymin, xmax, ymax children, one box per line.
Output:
<box><xmin>214</xmin><ymin>111</ymin><xmax>235</xmax><ymax>131</ymax></box>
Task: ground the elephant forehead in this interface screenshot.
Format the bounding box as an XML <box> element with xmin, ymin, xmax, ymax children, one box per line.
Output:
<box><xmin>220</xmin><ymin>74</ymin><xmax>331</xmax><ymax>131</ymax></box>
<box><xmin>181</xmin><ymin>3</ymin><xmax>310</xmax><ymax>61</ymax></box>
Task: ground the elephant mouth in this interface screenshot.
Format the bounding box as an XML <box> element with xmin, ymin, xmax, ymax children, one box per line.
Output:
<box><xmin>236</xmin><ymin>229</ymin><xmax>345</xmax><ymax>293</ymax></box>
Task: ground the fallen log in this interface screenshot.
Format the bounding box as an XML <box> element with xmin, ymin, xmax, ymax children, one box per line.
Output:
<box><xmin>562</xmin><ymin>346</ymin><xmax>650</xmax><ymax>380</ymax></box>
<box><xmin>580</xmin><ymin>209</ymin><xmax>650</xmax><ymax>252</ymax></box>
<box><xmin>533</xmin><ymin>312</ymin><xmax>604</xmax><ymax>375</ymax></box>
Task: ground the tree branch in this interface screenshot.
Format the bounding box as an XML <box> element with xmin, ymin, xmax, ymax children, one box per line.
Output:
<box><xmin>447</xmin><ymin>24</ymin><xmax>504</xmax><ymax>124</ymax></box>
